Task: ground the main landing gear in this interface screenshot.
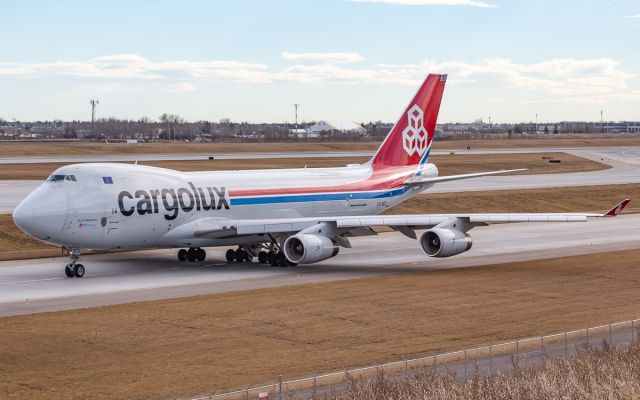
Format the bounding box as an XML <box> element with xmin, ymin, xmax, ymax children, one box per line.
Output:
<box><xmin>64</xmin><ymin>248</ymin><xmax>85</xmax><ymax>278</ymax></box>
<box><xmin>177</xmin><ymin>247</ymin><xmax>207</xmax><ymax>262</ymax></box>
<box><xmin>265</xmin><ymin>250</ymin><xmax>296</xmax><ymax>268</ymax></box>
<box><xmin>226</xmin><ymin>248</ymin><xmax>253</xmax><ymax>263</ymax></box>
<box><xmin>226</xmin><ymin>245</ymin><xmax>297</xmax><ymax>268</ymax></box>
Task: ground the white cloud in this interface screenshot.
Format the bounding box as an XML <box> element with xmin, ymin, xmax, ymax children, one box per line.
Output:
<box><xmin>438</xmin><ymin>57</ymin><xmax>635</xmax><ymax>96</ymax></box>
<box><xmin>0</xmin><ymin>54</ymin><xmax>636</xmax><ymax>104</ymax></box>
<box><xmin>281</xmin><ymin>52</ymin><xmax>364</xmax><ymax>64</ymax></box>
<box><xmin>349</xmin><ymin>0</ymin><xmax>496</xmax><ymax>8</ymax></box>
<box><xmin>0</xmin><ymin>54</ymin><xmax>271</xmax><ymax>85</ymax></box>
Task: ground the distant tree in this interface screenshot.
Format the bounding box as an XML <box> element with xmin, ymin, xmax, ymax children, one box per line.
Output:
<box><xmin>201</xmin><ymin>121</ymin><xmax>212</xmax><ymax>142</ymax></box>
<box><xmin>553</xmin><ymin>125</ymin><xmax>559</xmax><ymax>134</ymax></box>
<box><xmin>544</xmin><ymin>126</ymin><xmax>549</xmax><ymax>134</ymax></box>
<box><xmin>159</xmin><ymin>113</ymin><xmax>185</xmax><ymax>140</ymax></box>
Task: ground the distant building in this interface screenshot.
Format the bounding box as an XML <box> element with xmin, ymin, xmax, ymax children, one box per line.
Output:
<box><xmin>307</xmin><ymin>121</ymin><xmax>366</xmax><ymax>135</ymax></box>
<box><xmin>558</xmin><ymin>121</ymin><xmax>593</xmax><ymax>133</ymax></box>
<box><xmin>603</xmin><ymin>121</ymin><xmax>640</xmax><ymax>134</ymax></box>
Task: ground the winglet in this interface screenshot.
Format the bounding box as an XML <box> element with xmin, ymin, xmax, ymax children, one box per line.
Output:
<box><xmin>603</xmin><ymin>199</ymin><xmax>631</xmax><ymax>217</ymax></box>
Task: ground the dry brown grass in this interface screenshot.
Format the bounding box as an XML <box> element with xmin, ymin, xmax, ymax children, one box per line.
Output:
<box><xmin>0</xmin><ymin>214</ymin><xmax>63</xmax><ymax>260</ymax></box>
<box><xmin>0</xmin><ymin>183</ymin><xmax>636</xmax><ymax>261</ymax></box>
<box><xmin>0</xmin><ymin>141</ymin><xmax>381</xmax><ymax>157</ymax></box>
<box><xmin>328</xmin><ymin>343</ymin><xmax>640</xmax><ymax>400</ymax></box>
<box><xmin>0</xmin><ymin>152</ymin><xmax>605</xmax><ymax>180</ymax></box>
<box><xmin>2</xmin><ymin>135</ymin><xmax>640</xmax><ymax>157</ymax></box>
<box><xmin>1</xmin><ymin>249</ymin><xmax>640</xmax><ymax>400</ymax></box>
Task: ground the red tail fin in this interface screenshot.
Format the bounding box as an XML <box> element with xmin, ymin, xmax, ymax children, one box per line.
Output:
<box><xmin>370</xmin><ymin>74</ymin><xmax>447</xmax><ymax>171</ymax></box>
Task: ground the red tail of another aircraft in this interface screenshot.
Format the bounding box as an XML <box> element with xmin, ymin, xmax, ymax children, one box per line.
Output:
<box><xmin>370</xmin><ymin>74</ymin><xmax>447</xmax><ymax>171</ymax></box>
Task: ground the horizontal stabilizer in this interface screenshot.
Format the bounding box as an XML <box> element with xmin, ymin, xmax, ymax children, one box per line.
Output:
<box><xmin>405</xmin><ymin>168</ymin><xmax>526</xmax><ymax>186</ymax></box>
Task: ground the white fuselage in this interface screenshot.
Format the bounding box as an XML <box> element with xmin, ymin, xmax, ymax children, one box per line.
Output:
<box><xmin>16</xmin><ymin>162</ymin><xmax>437</xmax><ymax>250</ymax></box>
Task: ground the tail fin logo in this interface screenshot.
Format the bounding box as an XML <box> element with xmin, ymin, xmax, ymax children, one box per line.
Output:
<box><xmin>402</xmin><ymin>104</ymin><xmax>429</xmax><ymax>157</ymax></box>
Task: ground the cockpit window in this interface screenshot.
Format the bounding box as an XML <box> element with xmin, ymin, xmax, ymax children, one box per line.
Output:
<box><xmin>48</xmin><ymin>174</ymin><xmax>65</xmax><ymax>182</ymax></box>
<box><xmin>47</xmin><ymin>174</ymin><xmax>77</xmax><ymax>182</ymax></box>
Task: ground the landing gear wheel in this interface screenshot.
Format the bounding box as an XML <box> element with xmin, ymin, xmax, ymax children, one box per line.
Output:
<box><xmin>73</xmin><ymin>264</ymin><xmax>85</xmax><ymax>278</ymax></box>
<box><xmin>268</xmin><ymin>251</ymin><xmax>278</xmax><ymax>267</ymax></box>
<box><xmin>65</xmin><ymin>248</ymin><xmax>82</xmax><ymax>278</ymax></box>
<box><xmin>187</xmin><ymin>248</ymin><xmax>197</xmax><ymax>262</ymax></box>
<box><xmin>234</xmin><ymin>249</ymin><xmax>247</xmax><ymax>263</ymax></box>
<box><xmin>196</xmin><ymin>248</ymin><xmax>206</xmax><ymax>262</ymax></box>
<box><xmin>226</xmin><ymin>249</ymin><xmax>236</xmax><ymax>263</ymax></box>
<box><xmin>276</xmin><ymin>254</ymin><xmax>297</xmax><ymax>268</ymax></box>
<box><xmin>278</xmin><ymin>254</ymin><xmax>295</xmax><ymax>267</ymax></box>
<box><xmin>178</xmin><ymin>249</ymin><xmax>188</xmax><ymax>262</ymax></box>
<box><xmin>258</xmin><ymin>251</ymin><xmax>268</xmax><ymax>264</ymax></box>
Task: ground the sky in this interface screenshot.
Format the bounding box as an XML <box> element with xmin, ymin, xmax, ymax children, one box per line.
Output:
<box><xmin>1</xmin><ymin>0</ymin><xmax>639</xmax><ymax>124</ymax></box>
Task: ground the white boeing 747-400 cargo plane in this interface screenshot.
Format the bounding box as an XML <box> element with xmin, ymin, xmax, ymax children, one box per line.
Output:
<box><xmin>12</xmin><ymin>74</ymin><xmax>630</xmax><ymax>278</ymax></box>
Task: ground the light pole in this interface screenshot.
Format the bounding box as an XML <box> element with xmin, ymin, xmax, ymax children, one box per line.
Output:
<box><xmin>90</xmin><ymin>99</ymin><xmax>99</xmax><ymax>139</ymax></box>
<box><xmin>294</xmin><ymin>103</ymin><xmax>301</xmax><ymax>132</ymax></box>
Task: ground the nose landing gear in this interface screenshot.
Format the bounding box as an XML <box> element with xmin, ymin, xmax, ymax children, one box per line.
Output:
<box><xmin>64</xmin><ymin>248</ymin><xmax>85</xmax><ymax>278</ymax></box>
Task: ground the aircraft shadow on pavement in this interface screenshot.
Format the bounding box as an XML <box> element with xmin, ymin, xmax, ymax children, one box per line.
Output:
<box><xmin>97</xmin><ymin>254</ymin><xmax>441</xmax><ymax>277</ymax></box>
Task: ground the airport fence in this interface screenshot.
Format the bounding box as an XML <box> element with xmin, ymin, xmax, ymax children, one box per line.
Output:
<box><xmin>188</xmin><ymin>318</ymin><xmax>640</xmax><ymax>400</ymax></box>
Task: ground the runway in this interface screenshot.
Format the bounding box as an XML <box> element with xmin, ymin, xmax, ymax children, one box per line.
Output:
<box><xmin>1</xmin><ymin>213</ymin><xmax>638</xmax><ymax>317</ymax></box>
<box><xmin>2</xmin><ymin>146</ymin><xmax>639</xmax><ymax>213</ymax></box>
<box><xmin>0</xmin><ymin>181</ymin><xmax>36</xmax><ymax>214</ymax></box>
<box><xmin>0</xmin><ymin>146</ymin><xmax>637</xmax><ymax>164</ymax></box>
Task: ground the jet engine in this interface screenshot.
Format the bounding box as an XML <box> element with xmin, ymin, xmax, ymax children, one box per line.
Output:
<box><xmin>283</xmin><ymin>233</ymin><xmax>340</xmax><ymax>264</ymax></box>
<box><xmin>419</xmin><ymin>228</ymin><xmax>473</xmax><ymax>257</ymax></box>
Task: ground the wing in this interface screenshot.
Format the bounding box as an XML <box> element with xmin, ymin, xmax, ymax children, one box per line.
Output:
<box><xmin>163</xmin><ymin>199</ymin><xmax>630</xmax><ymax>243</ymax></box>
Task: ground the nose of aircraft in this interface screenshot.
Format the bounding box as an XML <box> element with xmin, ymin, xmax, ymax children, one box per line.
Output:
<box><xmin>12</xmin><ymin>201</ymin><xmax>36</xmax><ymax>232</ymax></box>
<box><xmin>13</xmin><ymin>185</ymin><xmax>68</xmax><ymax>240</ymax></box>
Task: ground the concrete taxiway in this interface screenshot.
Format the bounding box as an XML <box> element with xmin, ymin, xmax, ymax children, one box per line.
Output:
<box><xmin>429</xmin><ymin>147</ymin><xmax>640</xmax><ymax>193</ymax></box>
<box><xmin>1</xmin><ymin>214</ymin><xmax>638</xmax><ymax>317</ymax></box>
<box><xmin>0</xmin><ymin>181</ymin><xmax>36</xmax><ymax>214</ymax></box>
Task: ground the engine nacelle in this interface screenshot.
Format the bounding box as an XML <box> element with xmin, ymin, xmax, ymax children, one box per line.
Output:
<box><xmin>419</xmin><ymin>228</ymin><xmax>473</xmax><ymax>258</ymax></box>
<box><xmin>283</xmin><ymin>233</ymin><xmax>340</xmax><ymax>264</ymax></box>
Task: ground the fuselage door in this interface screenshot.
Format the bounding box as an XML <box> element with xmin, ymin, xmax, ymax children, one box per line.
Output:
<box><xmin>103</xmin><ymin>204</ymin><xmax>120</xmax><ymax>235</ymax></box>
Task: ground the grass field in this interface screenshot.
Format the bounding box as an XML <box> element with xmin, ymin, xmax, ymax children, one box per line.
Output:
<box><xmin>1</xmin><ymin>249</ymin><xmax>640</xmax><ymax>400</ymax></box>
<box><xmin>1</xmin><ymin>135</ymin><xmax>640</xmax><ymax>157</ymax></box>
<box><xmin>330</xmin><ymin>343</ymin><xmax>640</xmax><ymax>400</ymax></box>
<box><xmin>0</xmin><ymin>151</ymin><xmax>606</xmax><ymax>180</ymax></box>
<box><xmin>1</xmin><ymin>183</ymin><xmax>637</xmax><ymax>261</ymax></box>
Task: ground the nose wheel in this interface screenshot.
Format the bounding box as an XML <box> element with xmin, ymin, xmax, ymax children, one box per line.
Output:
<box><xmin>64</xmin><ymin>248</ymin><xmax>85</xmax><ymax>278</ymax></box>
<box><xmin>65</xmin><ymin>263</ymin><xmax>85</xmax><ymax>278</ymax></box>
